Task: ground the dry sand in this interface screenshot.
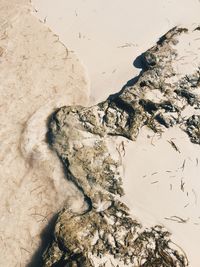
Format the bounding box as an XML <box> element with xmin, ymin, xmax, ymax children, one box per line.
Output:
<box><xmin>32</xmin><ymin>0</ymin><xmax>200</xmax><ymax>104</ymax></box>
<box><xmin>122</xmin><ymin>126</ymin><xmax>200</xmax><ymax>267</ymax></box>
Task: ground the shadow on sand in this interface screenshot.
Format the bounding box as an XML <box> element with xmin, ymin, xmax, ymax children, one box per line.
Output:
<box><xmin>26</xmin><ymin>214</ymin><xmax>58</xmax><ymax>267</ymax></box>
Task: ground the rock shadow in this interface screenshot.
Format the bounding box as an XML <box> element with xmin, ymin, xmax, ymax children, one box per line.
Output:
<box><xmin>26</xmin><ymin>213</ymin><xmax>58</xmax><ymax>267</ymax></box>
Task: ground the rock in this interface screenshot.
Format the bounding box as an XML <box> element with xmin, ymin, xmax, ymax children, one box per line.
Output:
<box><xmin>186</xmin><ymin>115</ymin><xmax>200</xmax><ymax>144</ymax></box>
<box><xmin>43</xmin><ymin>27</ymin><xmax>200</xmax><ymax>266</ymax></box>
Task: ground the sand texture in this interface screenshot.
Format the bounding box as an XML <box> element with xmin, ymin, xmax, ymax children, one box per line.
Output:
<box><xmin>43</xmin><ymin>27</ymin><xmax>200</xmax><ymax>267</ymax></box>
<box><xmin>0</xmin><ymin>1</ymin><xmax>89</xmax><ymax>266</ymax></box>
<box><xmin>1</xmin><ymin>0</ymin><xmax>200</xmax><ymax>266</ymax></box>
<box><xmin>32</xmin><ymin>0</ymin><xmax>200</xmax><ymax>104</ymax></box>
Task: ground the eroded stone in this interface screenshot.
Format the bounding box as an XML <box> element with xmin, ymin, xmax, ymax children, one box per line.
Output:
<box><xmin>43</xmin><ymin>27</ymin><xmax>200</xmax><ymax>267</ymax></box>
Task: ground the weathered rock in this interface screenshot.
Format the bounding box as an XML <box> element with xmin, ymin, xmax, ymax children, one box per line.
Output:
<box><xmin>43</xmin><ymin>27</ymin><xmax>200</xmax><ymax>266</ymax></box>
<box><xmin>185</xmin><ymin>115</ymin><xmax>200</xmax><ymax>144</ymax></box>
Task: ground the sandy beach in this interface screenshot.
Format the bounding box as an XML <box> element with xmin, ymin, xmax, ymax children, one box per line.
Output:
<box><xmin>0</xmin><ymin>1</ymin><xmax>89</xmax><ymax>266</ymax></box>
<box><xmin>0</xmin><ymin>0</ymin><xmax>200</xmax><ymax>266</ymax></box>
<box><xmin>32</xmin><ymin>0</ymin><xmax>200</xmax><ymax>104</ymax></box>
<box><xmin>31</xmin><ymin>2</ymin><xmax>200</xmax><ymax>266</ymax></box>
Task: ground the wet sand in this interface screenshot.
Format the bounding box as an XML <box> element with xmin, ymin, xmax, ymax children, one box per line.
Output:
<box><xmin>0</xmin><ymin>1</ymin><xmax>89</xmax><ymax>266</ymax></box>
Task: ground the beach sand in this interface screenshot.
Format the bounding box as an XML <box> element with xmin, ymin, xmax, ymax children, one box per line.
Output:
<box><xmin>0</xmin><ymin>1</ymin><xmax>89</xmax><ymax>266</ymax></box>
<box><xmin>0</xmin><ymin>0</ymin><xmax>200</xmax><ymax>266</ymax></box>
<box><xmin>31</xmin><ymin>1</ymin><xmax>200</xmax><ymax>265</ymax></box>
<box><xmin>122</xmin><ymin>126</ymin><xmax>200</xmax><ymax>267</ymax></box>
<box><xmin>32</xmin><ymin>0</ymin><xmax>200</xmax><ymax>104</ymax></box>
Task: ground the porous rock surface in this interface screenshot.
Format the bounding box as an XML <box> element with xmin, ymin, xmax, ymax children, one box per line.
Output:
<box><xmin>43</xmin><ymin>27</ymin><xmax>200</xmax><ymax>267</ymax></box>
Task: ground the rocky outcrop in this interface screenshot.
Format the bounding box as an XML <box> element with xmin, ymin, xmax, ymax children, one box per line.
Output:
<box><xmin>43</xmin><ymin>27</ymin><xmax>200</xmax><ymax>266</ymax></box>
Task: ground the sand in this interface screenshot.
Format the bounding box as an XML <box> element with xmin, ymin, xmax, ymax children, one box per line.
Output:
<box><xmin>32</xmin><ymin>0</ymin><xmax>200</xmax><ymax>104</ymax></box>
<box><xmin>1</xmin><ymin>0</ymin><xmax>200</xmax><ymax>266</ymax></box>
<box><xmin>31</xmin><ymin>2</ymin><xmax>200</xmax><ymax>265</ymax></box>
<box><xmin>0</xmin><ymin>1</ymin><xmax>89</xmax><ymax>266</ymax></box>
<box><xmin>122</xmin><ymin>126</ymin><xmax>200</xmax><ymax>267</ymax></box>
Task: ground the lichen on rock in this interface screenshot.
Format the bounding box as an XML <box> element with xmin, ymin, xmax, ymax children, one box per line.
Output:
<box><xmin>43</xmin><ymin>27</ymin><xmax>200</xmax><ymax>266</ymax></box>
